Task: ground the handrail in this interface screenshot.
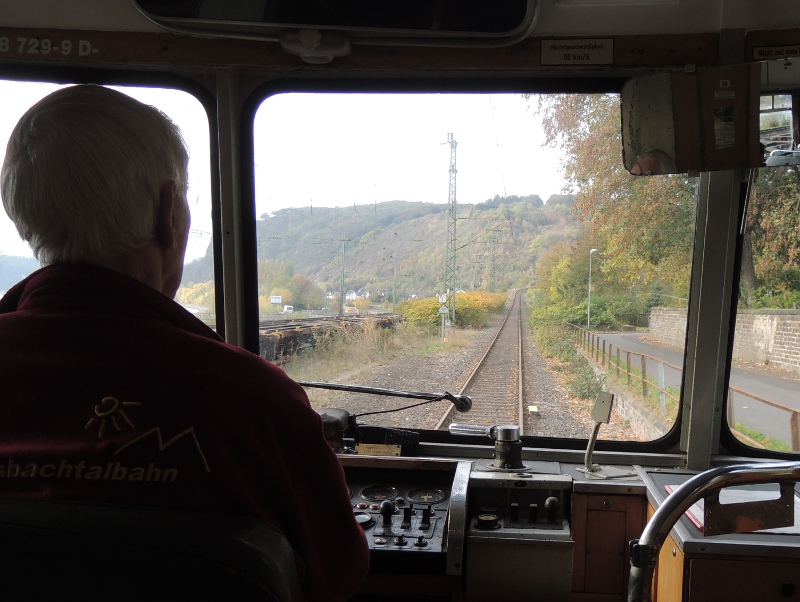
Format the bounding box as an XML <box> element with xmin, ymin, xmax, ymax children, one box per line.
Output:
<box><xmin>628</xmin><ymin>461</ymin><xmax>800</xmax><ymax>602</ymax></box>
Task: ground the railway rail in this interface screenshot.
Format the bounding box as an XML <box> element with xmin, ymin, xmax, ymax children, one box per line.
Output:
<box><xmin>435</xmin><ymin>290</ymin><xmax>525</xmax><ymax>432</ymax></box>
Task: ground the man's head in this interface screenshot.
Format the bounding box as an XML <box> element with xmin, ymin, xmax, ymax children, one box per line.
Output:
<box><xmin>1</xmin><ymin>84</ymin><xmax>190</xmax><ymax>296</ymax></box>
<box><xmin>630</xmin><ymin>148</ymin><xmax>676</xmax><ymax>176</ymax></box>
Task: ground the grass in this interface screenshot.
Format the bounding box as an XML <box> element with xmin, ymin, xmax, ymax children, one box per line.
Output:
<box><xmin>281</xmin><ymin>320</ymin><xmax>477</xmax><ymax>407</ymax></box>
<box><xmin>733</xmin><ymin>423</ymin><xmax>793</xmax><ymax>453</ymax></box>
<box><xmin>531</xmin><ymin>323</ymin><xmax>605</xmax><ymax>399</ymax></box>
<box><xmin>598</xmin><ymin>354</ymin><xmax>681</xmax><ymax>420</ymax></box>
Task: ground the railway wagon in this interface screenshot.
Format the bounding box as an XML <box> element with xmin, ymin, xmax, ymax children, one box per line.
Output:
<box><xmin>1</xmin><ymin>1</ymin><xmax>800</xmax><ymax>600</ymax></box>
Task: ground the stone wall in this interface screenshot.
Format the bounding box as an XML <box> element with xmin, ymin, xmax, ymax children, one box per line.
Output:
<box><xmin>649</xmin><ymin>307</ymin><xmax>687</xmax><ymax>348</ymax></box>
<box><xmin>649</xmin><ymin>307</ymin><xmax>800</xmax><ymax>374</ymax></box>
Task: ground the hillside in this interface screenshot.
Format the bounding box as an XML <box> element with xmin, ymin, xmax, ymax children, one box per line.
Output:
<box><xmin>0</xmin><ymin>255</ymin><xmax>40</xmax><ymax>293</ymax></box>
<box><xmin>181</xmin><ymin>194</ymin><xmax>578</xmax><ymax>303</ymax></box>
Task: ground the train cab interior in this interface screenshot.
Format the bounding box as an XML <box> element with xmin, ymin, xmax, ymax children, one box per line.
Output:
<box><xmin>2</xmin><ymin>1</ymin><xmax>800</xmax><ymax>601</ymax></box>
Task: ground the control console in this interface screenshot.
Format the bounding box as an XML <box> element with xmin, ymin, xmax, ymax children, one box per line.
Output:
<box><xmin>351</xmin><ymin>484</ymin><xmax>449</xmax><ymax>555</ymax></box>
<box><xmin>341</xmin><ymin>456</ymin><xmax>466</xmax><ymax>575</ymax></box>
<box><xmin>464</xmin><ymin>466</ymin><xmax>574</xmax><ymax>601</ymax></box>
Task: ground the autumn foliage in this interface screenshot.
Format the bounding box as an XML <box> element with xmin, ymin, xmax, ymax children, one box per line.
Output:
<box><xmin>397</xmin><ymin>291</ymin><xmax>506</xmax><ymax>328</ymax></box>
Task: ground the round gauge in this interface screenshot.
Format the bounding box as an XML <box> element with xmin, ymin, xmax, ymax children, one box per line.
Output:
<box><xmin>361</xmin><ymin>485</ymin><xmax>398</xmax><ymax>502</ymax></box>
<box><xmin>354</xmin><ymin>513</ymin><xmax>375</xmax><ymax>529</ymax></box>
<box><xmin>407</xmin><ymin>488</ymin><xmax>447</xmax><ymax>505</ymax></box>
<box><xmin>476</xmin><ymin>513</ymin><xmax>500</xmax><ymax>530</ymax></box>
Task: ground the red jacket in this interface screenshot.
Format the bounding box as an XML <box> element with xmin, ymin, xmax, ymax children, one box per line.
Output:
<box><xmin>0</xmin><ymin>263</ymin><xmax>369</xmax><ymax>601</ymax></box>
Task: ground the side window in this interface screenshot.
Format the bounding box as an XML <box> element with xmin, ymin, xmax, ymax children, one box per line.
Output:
<box><xmin>0</xmin><ymin>81</ymin><xmax>214</xmax><ymax>326</ymax></box>
<box><xmin>727</xmin><ymin>162</ymin><xmax>800</xmax><ymax>454</ymax></box>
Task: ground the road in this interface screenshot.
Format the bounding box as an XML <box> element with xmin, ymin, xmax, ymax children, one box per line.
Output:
<box><xmin>599</xmin><ymin>333</ymin><xmax>800</xmax><ymax>448</ymax></box>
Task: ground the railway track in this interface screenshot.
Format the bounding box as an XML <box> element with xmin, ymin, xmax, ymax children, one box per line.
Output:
<box><xmin>435</xmin><ymin>290</ymin><xmax>525</xmax><ymax>431</ymax></box>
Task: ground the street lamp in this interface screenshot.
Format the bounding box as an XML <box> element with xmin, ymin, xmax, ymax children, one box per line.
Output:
<box><xmin>588</xmin><ymin>248</ymin><xmax>598</xmax><ymax>330</ymax></box>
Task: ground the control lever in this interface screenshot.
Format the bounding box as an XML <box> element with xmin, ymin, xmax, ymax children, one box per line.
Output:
<box><xmin>380</xmin><ymin>500</ymin><xmax>396</xmax><ymax>528</ymax></box>
<box><xmin>576</xmin><ymin>392</ymin><xmax>636</xmax><ymax>479</ymax></box>
<box><xmin>420</xmin><ymin>505</ymin><xmax>432</xmax><ymax>531</ymax></box>
<box><xmin>544</xmin><ymin>496</ymin><xmax>560</xmax><ymax>524</ymax></box>
<box><xmin>449</xmin><ymin>423</ymin><xmax>524</xmax><ymax>469</ymax></box>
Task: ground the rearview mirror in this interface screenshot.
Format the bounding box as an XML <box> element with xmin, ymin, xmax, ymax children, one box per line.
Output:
<box><xmin>621</xmin><ymin>63</ymin><xmax>766</xmax><ymax>175</ymax></box>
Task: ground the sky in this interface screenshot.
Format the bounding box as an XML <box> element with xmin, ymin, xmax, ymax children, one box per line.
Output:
<box><xmin>0</xmin><ymin>82</ymin><xmax>567</xmax><ymax>264</ymax></box>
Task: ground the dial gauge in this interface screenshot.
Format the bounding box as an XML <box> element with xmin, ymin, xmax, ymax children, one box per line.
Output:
<box><xmin>407</xmin><ymin>488</ymin><xmax>447</xmax><ymax>504</ymax></box>
<box><xmin>361</xmin><ymin>485</ymin><xmax>398</xmax><ymax>502</ymax></box>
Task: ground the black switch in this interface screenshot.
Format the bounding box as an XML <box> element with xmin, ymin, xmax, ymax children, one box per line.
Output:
<box><xmin>420</xmin><ymin>505</ymin><xmax>432</xmax><ymax>530</ymax></box>
<box><xmin>402</xmin><ymin>506</ymin><xmax>413</xmax><ymax>529</ymax></box>
<box><xmin>509</xmin><ymin>502</ymin><xmax>519</xmax><ymax>523</ymax></box>
<box><xmin>529</xmin><ymin>503</ymin><xmax>538</xmax><ymax>524</ymax></box>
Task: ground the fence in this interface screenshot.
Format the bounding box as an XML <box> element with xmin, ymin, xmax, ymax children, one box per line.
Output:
<box><xmin>568</xmin><ymin>324</ymin><xmax>800</xmax><ymax>451</ymax></box>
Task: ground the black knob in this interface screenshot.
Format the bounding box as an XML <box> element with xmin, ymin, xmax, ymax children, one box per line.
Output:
<box><xmin>476</xmin><ymin>513</ymin><xmax>500</xmax><ymax>530</ymax></box>
<box><xmin>544</xmin><ymin>496</ymin><xmax>560</xmax><ymax>524</ymax></box>
<box><xmin>380</xmin><ymin>500</ymin><xmax>396</xmax><ymax>527</ymax></box>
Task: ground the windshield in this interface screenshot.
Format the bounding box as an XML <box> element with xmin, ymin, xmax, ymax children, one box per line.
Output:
<box><xmin>253</xmin><ymin>92</ymin><xmax>695</xmax><ymax>443</ymax></box>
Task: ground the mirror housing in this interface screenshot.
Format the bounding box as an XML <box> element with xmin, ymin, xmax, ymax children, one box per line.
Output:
<box><xmin>133</xmin><ymin>0</ymin><xmax>540</xmax><ymax>62</ymax></box>
<box><xmin>621</xmin><ymin>64</ymin><xmax>763</xmax><ymax>175</ymax></box>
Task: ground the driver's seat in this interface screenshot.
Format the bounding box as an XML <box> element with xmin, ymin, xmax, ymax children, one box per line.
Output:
<box><xmin>0</xmin><ymin>496</ymin><xmax>302</xmax><ymax>601</ymax></box>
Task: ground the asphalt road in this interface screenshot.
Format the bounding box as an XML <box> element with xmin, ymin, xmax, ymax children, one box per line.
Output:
<box><xmin>598</xmin><ymin>333</ymin><xmax>800</xmax><ymax>448</ymax></box>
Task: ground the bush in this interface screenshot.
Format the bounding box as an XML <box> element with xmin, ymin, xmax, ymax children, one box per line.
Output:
<box><xmin>531</xmin><ymin>322</ymin><xmax>577</xmax><ymax>362</ymax></box>
<box><xmin>397</xmin><ymin>291</ymin><xmax>506</xmax><ymax>329</ymax></box>
<box><xmin>453</xmin><ymin>291</ymin><xmax>506</xmax><ymax>327</ymax></box>
<box><xmin>568</xmin><ymin>356</ymin><xmax>605</xmax><ymax>400</ymax></box>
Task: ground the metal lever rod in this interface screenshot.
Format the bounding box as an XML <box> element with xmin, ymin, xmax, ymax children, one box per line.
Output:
<box><xmin>449</xmin><ymin>423</ymin><xmax>494</xmax><ymax>438</ymax></box>
<box><xmin>300</xmin><ymin>382</ymin><xmax>471</xmax><ymax>411</ymax></box>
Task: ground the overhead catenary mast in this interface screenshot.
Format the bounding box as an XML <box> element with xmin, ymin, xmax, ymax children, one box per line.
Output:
<box><xmin>444</xmin><ymin>133</ymin><xmax>457</xmax><ymax>323</ymax></box>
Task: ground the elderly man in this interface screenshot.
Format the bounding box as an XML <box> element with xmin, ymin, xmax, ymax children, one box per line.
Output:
<box><xmin>0</xmin><ymin>84</ymin><xmax>368</xmax><ymax>601</ymax></box>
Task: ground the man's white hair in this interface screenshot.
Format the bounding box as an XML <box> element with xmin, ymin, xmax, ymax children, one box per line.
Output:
<box><xmin>1</xmin><ymin>84</ymin><xmax>189</xmax><ymax>265</ymax></box>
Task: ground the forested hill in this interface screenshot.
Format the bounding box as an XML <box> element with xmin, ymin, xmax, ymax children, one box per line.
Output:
<box><xmin>182</xmin><ymin>193</ymin><xmax>577</xmax><ymax>299</ymax></box>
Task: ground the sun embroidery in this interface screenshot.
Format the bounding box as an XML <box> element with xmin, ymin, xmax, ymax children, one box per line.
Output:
<box><xmin>84</xmin><ymin>396</ymin><xmax>141</xmax><ymax>439</ymax></box>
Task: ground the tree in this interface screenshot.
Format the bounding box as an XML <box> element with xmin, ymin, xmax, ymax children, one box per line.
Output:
<box><xmin>290</xmin><ymin>274</ymin><xmax>326</xmax><ymax>309</ymax></box>
<box><xmin>535</xmin><ymin>94</ymin><xmax>696</xmax><ymax>296</ymax></box>
<box><xmin>745</xmin><ymin>165</ymin><xmax>800</xmax><ymax>306</ymax></box>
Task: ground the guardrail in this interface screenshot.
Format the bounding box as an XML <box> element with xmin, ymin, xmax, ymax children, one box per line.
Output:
<box><xmin>569</xmin><ymin>324</ymin><xmax>680</xmax><ymax>418</ymax></box>
<box><xmin>567</xmin><ymin>324</ymin><xmax>800</xmax><ymax>451</ymax></box>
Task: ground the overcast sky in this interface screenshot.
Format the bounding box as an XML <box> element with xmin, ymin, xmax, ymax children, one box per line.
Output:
<box><xmin>0</xmin><ymin>82</ymin><xmax>566</xmax><ymax>263</ymax></box>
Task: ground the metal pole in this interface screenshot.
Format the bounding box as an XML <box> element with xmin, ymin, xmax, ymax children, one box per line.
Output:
<box><xmin>339</xmin><ymin>237</ymin><xmax>345</xmax><ymax>317</ymax></box>
<box><xmin>588</xmin><ymin>255</ymin><xmax>591</xmax><ymax>330</ymax></box>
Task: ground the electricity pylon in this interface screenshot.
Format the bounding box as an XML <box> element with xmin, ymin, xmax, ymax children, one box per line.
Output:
<box><xmin>444</xmin><ymin>133</ymin><xmax>457</xmax><ymax>322</ymax></box>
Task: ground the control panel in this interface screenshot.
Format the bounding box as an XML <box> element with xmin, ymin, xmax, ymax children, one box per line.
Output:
<box><xmin>464</xmin><ymin>465</ymin><xmax>574</xmax><ymax>601</ymax></box>
<box><xmin>467</xmin><ymin>467</ymin><xmax>572</xmax><ymax>540</ymax></box>
<box><xmin>341</xmin><ymin>456</ymin><xmax>467</xmax><ymax>575</ymax></box>
<box><xmin>350</xmin><ymin>481</ymin><xmax>450</xmax><ymax>554</ymax></box>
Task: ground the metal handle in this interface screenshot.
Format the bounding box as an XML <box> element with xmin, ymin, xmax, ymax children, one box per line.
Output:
<box><xmin>448</xmin><ymin>424</ymin><xmax>520</xmax><ymax>441</ymax></box>
<box><xmin>449</xmin><ymin>423</ymin><xmax>493</xmax><ymax>438</ymax></box>
<box><xmin>628</xmin><ymin>461</ymin><xmax>800</xmax><ymax>602</ymax></box>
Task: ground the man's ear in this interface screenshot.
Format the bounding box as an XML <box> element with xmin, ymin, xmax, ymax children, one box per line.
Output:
<box><xmin>154</xmin><ymin>182</ymin><xmax>178</xmax><ymax>250</ymax></box>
